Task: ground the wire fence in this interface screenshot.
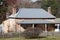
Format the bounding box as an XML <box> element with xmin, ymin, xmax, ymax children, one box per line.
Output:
<box><xmin>0</xmin><ymin>28</ymin><xmax>60</xmax><ymax>38</ymax></box>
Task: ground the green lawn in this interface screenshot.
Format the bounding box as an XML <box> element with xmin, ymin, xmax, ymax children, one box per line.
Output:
<box><xmin>0</xmin><ymin>37</ymin><xmax>60</xmax><ymax>40</ymax></box>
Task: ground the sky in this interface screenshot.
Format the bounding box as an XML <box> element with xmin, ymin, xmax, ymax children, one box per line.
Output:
<box><xmin>31</xmin><ymin>0</ymin><xmax>37</xmax><ymax>2</ymax></box>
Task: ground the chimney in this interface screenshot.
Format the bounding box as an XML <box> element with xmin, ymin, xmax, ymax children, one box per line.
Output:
<box><xmin>12</xmin><ymin>7</ymin><xmax>16</xmax><ymax>14</ymax></box>
<box><xmin>48</xmin><ymin>7</ymin><xmax>51</xmax><ymax>14</ymax></box>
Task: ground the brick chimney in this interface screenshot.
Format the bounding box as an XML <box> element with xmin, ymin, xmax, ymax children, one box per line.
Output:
<box><xmin>48</xmin><ymin>7</ymin><xmax>51</xmax><ymax>14</ymax></box>
<box><xmin>12</xmin><ymin>7</ymin><xmax>16</xmax><ymax>14</ymax></box>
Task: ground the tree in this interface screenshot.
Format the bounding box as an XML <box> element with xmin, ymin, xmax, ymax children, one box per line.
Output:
<box><xmin>0</xmin><ymin>0</ymin><xmax>7</xmax><ymax>13</ymax></box>
<box><xmin>0</xmin><ymin>0</ymin><xmax>8</xmax><ymax>24</ymax></box>
<box><xmin>42</xmin><ymin>0</ymin><xmax>60</xmax><ymax>17</ymax></box>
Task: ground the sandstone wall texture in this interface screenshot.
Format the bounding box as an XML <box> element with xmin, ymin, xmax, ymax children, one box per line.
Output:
<box><xmin>1</xmin><ymin>19</ymin><xmax>25</xmax><ymax>33</ymax></box>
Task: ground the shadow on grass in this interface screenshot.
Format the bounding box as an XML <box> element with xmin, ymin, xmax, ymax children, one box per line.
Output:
<box><xmin>0</xmin><ymin>36</ymin><xmax>47</xmax><ymax>40</ymax></box>
<box><xmin>25</xmin><ymin>36</ymin><xmax>47</xmax><ymax>39</ymax></box>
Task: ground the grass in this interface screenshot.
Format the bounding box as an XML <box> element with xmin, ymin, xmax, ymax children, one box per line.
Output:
<box><xmin>0</xmin><ymin>37</ymin><xmax>60</xmax><ymax>40</ymax></box>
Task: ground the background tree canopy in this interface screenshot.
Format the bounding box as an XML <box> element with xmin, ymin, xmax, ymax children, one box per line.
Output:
<box><xmin>0</xmin><ymin>0</ymin><xmax>60</xmax><ymax>18</ymax></box>
<box><xmin>0</xmin><ymin>0</ymin><xmax>7</xmax><ymax>13</ymax></box>
<box><xmin>0</xmin><ymin>0</ymin><xmax>7</xmax><ymax>24</ymax></box>
<box><xmin>42</xmin><ymin>0</ymin><xmax>60</xmax><ymax>18</ymax></box>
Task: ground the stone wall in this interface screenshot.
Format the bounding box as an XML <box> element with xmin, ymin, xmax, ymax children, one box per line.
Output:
<box><xmin>1</xmin><ymin>19</ymin><xmax>25</xmax><ymax>33</ymax></box>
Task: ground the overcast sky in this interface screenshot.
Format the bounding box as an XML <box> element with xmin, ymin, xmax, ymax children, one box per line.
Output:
<box><xmin>31</xmin><ymin>0</ymin><xmax>37</xmax><ymax>2</ymax></box>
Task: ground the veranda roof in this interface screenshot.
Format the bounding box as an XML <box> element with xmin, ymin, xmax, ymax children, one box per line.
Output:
<box><xmin>18</xmin><ymin>19</ymin><xmax>60</xmax><ymax>24</ymax></box>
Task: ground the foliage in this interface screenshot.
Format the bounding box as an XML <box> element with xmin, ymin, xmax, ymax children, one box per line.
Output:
<box><xmin>0</xmin><ymin>0</ymin><xmax>7</xmax><ymax>13</ymax></box>
<box><xmin>21</xmin><ymin>27</ymin><xmax>43</xmax><ymax>38</ymax></box>
<box><xmin>42</xmin><ymin>0</ymin><xmax>60</xmax><ymax>17</ymax></box>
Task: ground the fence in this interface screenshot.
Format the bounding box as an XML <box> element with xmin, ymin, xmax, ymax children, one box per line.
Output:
<box><xmin>0</xmin><ymin>28</ymin><xmax>60</xmax><ymax>38</ymax></box>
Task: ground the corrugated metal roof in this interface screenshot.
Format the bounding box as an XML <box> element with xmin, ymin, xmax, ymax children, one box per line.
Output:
<box><xmin>9</xmin><ymin>14</ymin><xmax>17</xmax><ymax>18</ymax></box>
<box><xmin>18</xmin><ymin>20</ymin><xmax>60</xmax><ymax>24</ymax></box>
<box><xmin>9</xmin><ymin>8</ymin><xmax>56</xmax><ymax>18</ymax></box>
<box><xmin>9</xmin><ymin>14</ymin><xmax>15</xmax><ymax>18</ymax></box>
<box><xmin>55</xmin><ymin>18</ymin><xmax>60</xmax><ymax>23</ymax></box>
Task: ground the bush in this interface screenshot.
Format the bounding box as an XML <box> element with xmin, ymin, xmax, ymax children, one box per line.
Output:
<box><xmin>21</xmin><ymin>27</ymin><xmax>43</xmax><ymax>38</ymax></box>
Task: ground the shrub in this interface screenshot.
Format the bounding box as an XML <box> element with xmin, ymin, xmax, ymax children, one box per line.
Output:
<box><xmin>21</xmin><ymin>27</ymin><xmax>43</xmax><ymax>38</ymax></box>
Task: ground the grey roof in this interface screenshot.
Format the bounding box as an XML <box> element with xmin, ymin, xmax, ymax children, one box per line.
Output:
<box><xmin>55</xmin><ymin>18</ymin><xmax>60</xmax><ymax>23</ymax></box>
<box><xmin>55</xmin><ymin>18</ymin><xmax>60</xmax><ymax>21</ymax></box>
<box><xmin>18</xmin><ymin>20</ymin><xmax>60</xmax><ymax>24</ymax></box>
<box><xmin>9</xmin><ymin>14</ymin><xmax>17</xmax><ymax>18</ymax></box>
<box><xmin>9</xmin><ymin>8</ymin><xmax>56</xmax><ymax>18</ymax></box>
